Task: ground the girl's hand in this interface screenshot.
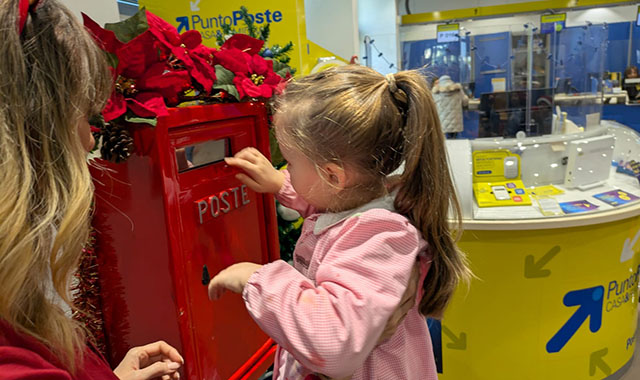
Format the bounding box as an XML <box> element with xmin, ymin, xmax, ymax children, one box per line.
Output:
<box><xmin>208</xmin><ymin>262</ymin><xmax>263</xmax><ymax>300</ymax></box>
<box><xmin>225</xmin><ymin>147</ymin><xmax>284</xmax><ymax>194</ymax></box>
<box><xmin>113</xmin><ymin>341</ymin><xmax>184</xmax><ymax>380</ymax></box>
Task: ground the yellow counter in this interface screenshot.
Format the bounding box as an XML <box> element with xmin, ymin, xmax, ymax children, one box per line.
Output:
<box><xmin>438</xmin><ymin>205</ymin><xmax>640</xmax><ymax>379</ymax></box>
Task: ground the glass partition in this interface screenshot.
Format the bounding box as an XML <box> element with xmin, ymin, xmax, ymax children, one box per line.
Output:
<box><xmin>401</xmin><ymin>10</ymin><xmax>640</xmax><ymax>139</ymax></box>
<box><xmin>551</xmin><ymin>23</ymin><xmax>606</xmax><ymax>130</ymax></box>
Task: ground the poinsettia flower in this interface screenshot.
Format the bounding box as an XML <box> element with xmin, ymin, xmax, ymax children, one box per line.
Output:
<box><xmin>101</xmin><ymin>63</ymin><xmax>191</xmax><ymax>122</ymax></box>
<box><xmin>220</xmin><ymin>34</ymin><xmax>264</xmax><ymax>55</ymax></box>
<box><xmin>84</xmin><ymin>12</ymin><xmax>199</xmax><ymax>121</ymax></box>
<box><xmin>231</xmin><ymin>53</ymin><xmax>283</xmax><ymax>99</ymax></box>
<box><xmin>145</xmin><ymin>12</ymin><xmax>216</xmax><ymax>92</ymax></box>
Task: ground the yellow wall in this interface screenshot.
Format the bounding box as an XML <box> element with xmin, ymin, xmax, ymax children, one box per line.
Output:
<box><xmin>138</xmin><ymin>0</ymin><xmax>346</xmax><ymax>75</ymax></box>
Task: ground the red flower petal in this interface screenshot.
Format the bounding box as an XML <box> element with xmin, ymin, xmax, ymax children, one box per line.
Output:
<box><xmin>102</xmin><ymin>92</ymin><xmax>127</xmax><ymax>122</ymax></box>
<box><xmin>138</xmin><ymin>66</ymin><xmax>191</xmax><ymax>106</ymax></box>
<box><xmin>117</xmin><ymin>31</ymin><xmax>161</xmax><ymax>79</ymax></box>
<box><xmin>221</xmin><ymin>34</ymin><xmax>264</xmax><ymax>55</ymax></box>
<box><xmin>82</xmin><ymin>13</ymin><xmax>122</xmax><ymax>54</ymax></box>
<box><xmin>232</xmin><ymin>75</ymin><xmax>247</xmax><ymax>99</ymax></box>
<box><xmin>189</xmin><ymin>55</ymin><xmax>216</xmax><ymax>92</ymax></box>
<box><xmin>235</xmin><ymin>76</ymin><xmax>272</xmax><ymax>99</ymax></box>
<box><xmin>263</xmin><ymin>71</ymin><xmax>283</xmax><ymax>86</ymax></box>
<box><xmin>180</xmin><ymin>30</ymin><xmax>202</xmax><ymax>50</ymax></box>
<box><xmin>192</xmin><ymin>45</ymin><xmax>217</xmax><ymax>65</ymax></box>
<box><xmin>146</xmin><ymin>11</ymin><xmax>181</xmax><ymax>46</ymax></box>
<box><xmin>216</xmin><ymin>49</ymin><xmax>249</xmax><ymax>74</ymax></box>
<box><xmin>249</xmin><ymin>54</ymin><xmax>269</xmax><ymax>76</ymax></box>
<box><xmin>126</xmin><ymin>92</ymin><xmax>168</xmax><ymax>118</ymax></box>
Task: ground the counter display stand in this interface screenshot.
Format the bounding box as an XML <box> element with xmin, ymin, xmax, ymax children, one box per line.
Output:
<box><xmin>439</xmin><ymin>121</ymin><xmax>640</xmax><ymax>380</ymax></box>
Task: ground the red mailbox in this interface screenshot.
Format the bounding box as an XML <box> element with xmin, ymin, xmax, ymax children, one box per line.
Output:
<box><xmin>91</xmin><ymin>102</ymin><xmax>279</xmax><ymax>380</ymax></box>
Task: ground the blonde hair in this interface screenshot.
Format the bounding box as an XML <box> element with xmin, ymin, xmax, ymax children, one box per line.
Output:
<box><xmin>0</xmin><ymin>0</ymin><xmax>111</xmax><ymax>371</ymax></box>
<box><xmin>276</xmin><ymin>65</ymin><xmax>470</xmax><ymax>318</ymax></box>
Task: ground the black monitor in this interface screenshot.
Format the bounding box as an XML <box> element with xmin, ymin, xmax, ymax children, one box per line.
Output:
<box><xmin>478</xmin><ymin>89</ymin><xmax>554</xmax><ymax>138</ymax></box>
<box><xmin>554</xmin><ymin>78</ymin><xmax>573</xmax><ymax>94</ymax></box>
<box><xmin>623</xmin><ymin>78</ymin><xmax>640</xmax><ymax>101</ymax></box>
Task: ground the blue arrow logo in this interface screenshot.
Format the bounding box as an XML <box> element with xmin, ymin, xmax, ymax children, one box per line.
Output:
<box><xmin>546</xmin><ymin>286</ymin><xmax>604</xmax><ymax>353</ymax></box>
<box><xmin>176</xmin><ymin>16</ymin><xmax>189</xmax><ymax>33</ymax></box>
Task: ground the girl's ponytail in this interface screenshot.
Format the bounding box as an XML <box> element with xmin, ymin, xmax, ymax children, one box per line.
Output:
<box><xmin>390</xmin><ymin>71</ymin><xmax>471</xmax><ymax>318</ymax></box>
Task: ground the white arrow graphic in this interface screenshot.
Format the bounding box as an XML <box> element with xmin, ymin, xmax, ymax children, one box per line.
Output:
<box><xmin>620</xmin><ymin>228</ymin><xmax>640</xmax><ymax>263</ymax></box>
<box><xmin>190</xmin><ymin>0</ymin><xmax>200</xmax><ymax>12</ymax></box>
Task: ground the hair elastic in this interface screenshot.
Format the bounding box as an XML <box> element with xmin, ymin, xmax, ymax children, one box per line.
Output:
<box><xmin>385</xmin><ymin>73</ymin><xmax>398</xmax><ymax>93</ymax></box>
<box><xmin>18</xmin><ymin>0</ymin><xmax>41</xmax><ymax>35</ymax></box>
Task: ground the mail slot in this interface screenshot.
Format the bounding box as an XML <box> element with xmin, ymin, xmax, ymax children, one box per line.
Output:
<box><xmin>91</xmin><ymin>102</ymin><xmax>279</xmax><ymax>380</ymax></box>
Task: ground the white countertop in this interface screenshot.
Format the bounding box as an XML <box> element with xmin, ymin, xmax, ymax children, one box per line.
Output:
<box><xmin>465</xmin><ymin>170</ymin><xmax>640</xmax><ymax>230</ymax></box>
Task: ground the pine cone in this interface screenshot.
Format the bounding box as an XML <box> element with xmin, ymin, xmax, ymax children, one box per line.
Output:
<box><xmin>89</xmin><ymin>115</ymin><xmax>106</xmax><ymax>153</ymax></box>
<box><xmin>100</xmin><ymin>123</ymin><xmax>133</xmax><ymax>163</ymax></box>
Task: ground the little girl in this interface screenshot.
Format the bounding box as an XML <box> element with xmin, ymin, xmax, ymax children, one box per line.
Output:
<box><xmin>208</xmin><ymin>65</ymin><xmax>470</xmax><ymax>380</ymax></box>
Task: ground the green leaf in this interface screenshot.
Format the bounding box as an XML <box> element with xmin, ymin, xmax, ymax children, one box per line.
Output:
<box><xmin>104</xmin><ymin>7</ymin><xmax>149</xmax><ymax>43</ymax></box>
<box><xmin>105</xmin><ymin>52</ymin><xmax>119</xmax><ymax>69</ymax></box>
<box><xmin>214</xmin><ymin>64</ymin><xmax>234</xmax><ymax>85</ymax></box>
<box><xmin>213</xmin><ymin>65</ymin><xmax>240</xmax><ymax>100</ymax></box>
<box><xmin>124</xmin><ymin>114</ymin><xmax>157</xmax><ymax>127</ymax></box>
<box><xmin>214</xmin><ymin>84</ymin><xmax>240</xmax><ymax>101</ymax></box>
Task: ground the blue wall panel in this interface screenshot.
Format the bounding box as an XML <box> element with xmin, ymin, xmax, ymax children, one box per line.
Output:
<box><xmin>473</xmin><ymin>32</ymin><xmax>511</xmax><ymax>97</ymax></box>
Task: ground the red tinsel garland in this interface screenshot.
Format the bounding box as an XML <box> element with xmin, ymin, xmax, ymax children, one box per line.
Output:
<box><xmin>72</xmin><ymin>229</ymin><xmax>107</xmax><ymax>357</ymax></box>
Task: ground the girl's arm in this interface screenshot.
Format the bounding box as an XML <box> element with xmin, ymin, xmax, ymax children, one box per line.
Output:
<box><xmin>224</xmin><ymin>148</ymin><xmax>316</xmax><ymax>217</ymax></box>
<box><xmin>242</xmin><ymin>211</ymin><xmax>423</xmax><ymax>378</ymax></box>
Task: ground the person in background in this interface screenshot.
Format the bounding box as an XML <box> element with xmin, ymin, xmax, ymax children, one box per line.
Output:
<box><xmin>0</xmin><ymin>1</ymin><xmax>182</xmax><ymax>379</ymax></box>
<box><xmin>623</xmin><ymin>65</ymin><xmax>639</xmax><ymax>102</ymax></box>
<box><xmin>432</xmin><ymin>75</ymin><xmax>469</xmax><ymax>139</ymax></box>
<box><xmin>208</xmin><ymin>65</ymin><xmax>471</xmax><ymax>380</ymax></box>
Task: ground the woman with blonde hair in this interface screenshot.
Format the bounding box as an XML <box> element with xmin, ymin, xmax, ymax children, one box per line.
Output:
<box><xmin>0</xmin><ymin>1</ymin><xmax>182</xmax><ymax>379</ymax></box>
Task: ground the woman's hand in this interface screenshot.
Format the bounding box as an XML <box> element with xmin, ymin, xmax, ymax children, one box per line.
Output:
<box><xmin>208</xmin><ymin>262</ymin><xmax>263</xmax><ymax>300</ymax></box>
<box><xmin>113</xmin><ymin>341</ymin><xmax>184</xmax><ymax>380</ymax></box>
<box><xmin>225</xmin><ymin>147</ymin><xmax>284</xmax><ymax>194</ymax></box>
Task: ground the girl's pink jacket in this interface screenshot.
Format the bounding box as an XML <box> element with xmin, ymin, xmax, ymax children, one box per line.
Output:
<box><xmin>242</xmin><ymin>171</ymin><xmax>438</xmax><ymax>380</ymax></box>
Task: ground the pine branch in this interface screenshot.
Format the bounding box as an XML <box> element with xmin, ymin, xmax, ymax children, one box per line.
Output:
<box><xmin>279</xmin><ymin>42</ymin><xmax>294</xmax><ymax>55</ymax></box>
<box><xmin>216</xmin><ymin>32</ymin><xmax>225</xmax><ymax>47</ymax></box>
<box><xmin>259</xmin><ymin>24</ymin><xmax>270</xmax><ymax>42</ymax></box>
<box><xmin>279</xmin><ymin>56</ymin><xmax>291</xmax><ymax>64</ymax></box>
<box><xmin>222</xmin><ymin>23</ymin><xmax>232</xmax><ymax>35</ymax></box>
<box><xmin>240</xmin><ymin>6</ymin><xmax>257</xmax><ymax>38</ymax></box>
<box><xmin>271</xmin><ymin>42</ymin><xmax>294</xmax><ymax>59</ymax></box>
<box><xmin>216</xmin><ymin>23</ymin><xmax>233</xmax><ymax>47</ymax></box>
<box><xmin>270</xmin><ymin>44</ymin><xmax>281</xmax><ymax>57</ymax></box>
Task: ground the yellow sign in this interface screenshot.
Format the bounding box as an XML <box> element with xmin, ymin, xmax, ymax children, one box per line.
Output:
<box><xmin>541</xmin><ymin>14</ymin><xmax>566</xmax><ymax>24</ymax></box>
<box><xmin>138</xmin><ymin>0</ymin><xmax>345</xmax><ymax>75</ymax></box>
<box><xmin>437</xmin><ymin>24</ymin><xmax>459</xmax><ymax>33</ymax></box>
<box><xmin>402</xmin><ymin>0</ymin><xmax>630</xmax><ymax>25</ymax></box>
<box><xmin>439</xmin><ymin>217</ymin><xmax>640</xmax><ymax>379</ymax></box>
